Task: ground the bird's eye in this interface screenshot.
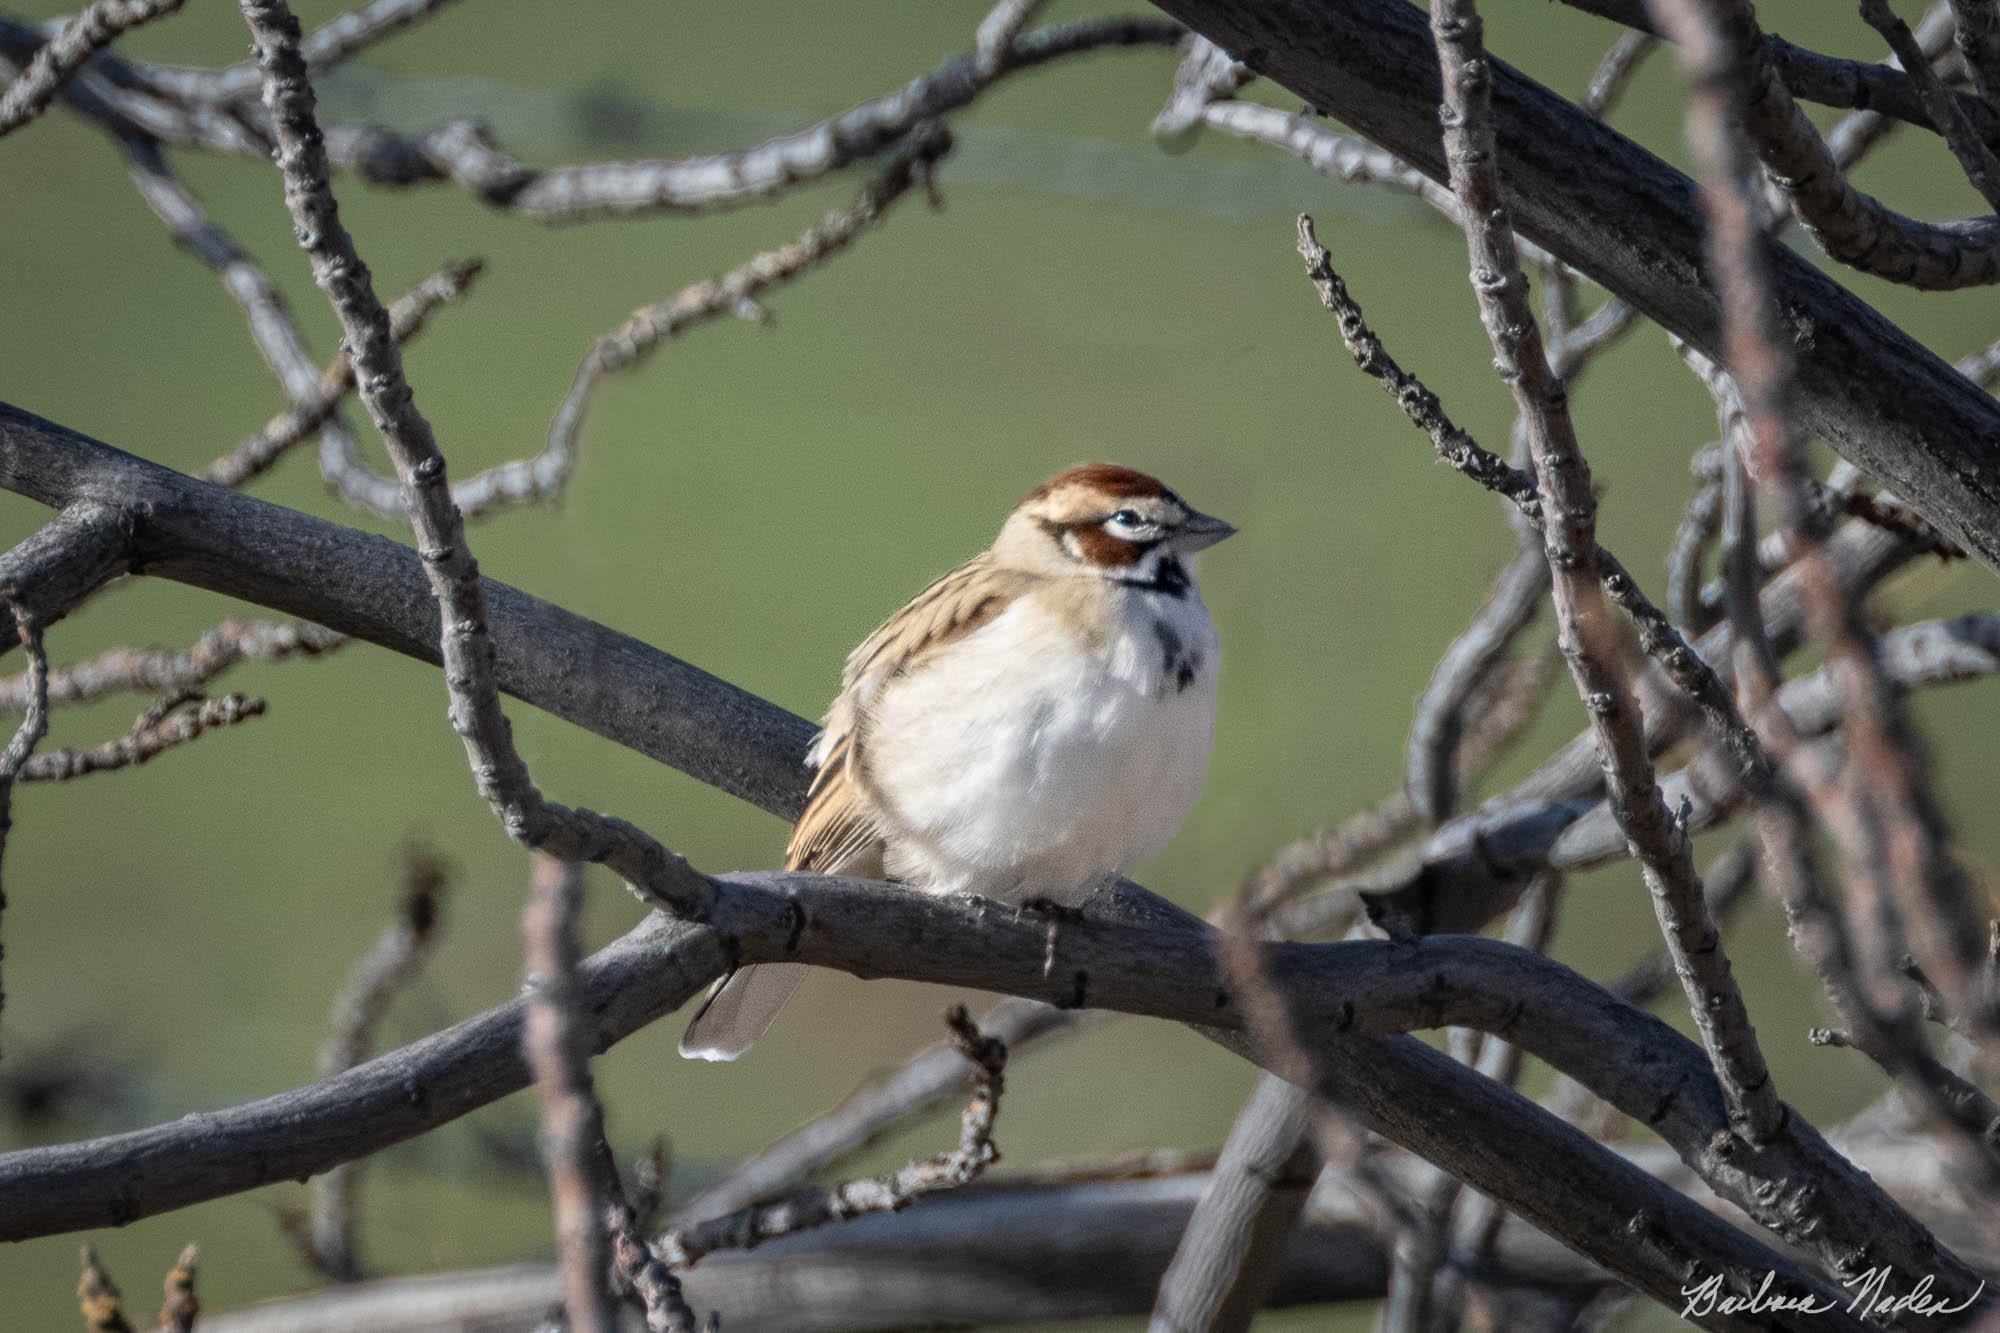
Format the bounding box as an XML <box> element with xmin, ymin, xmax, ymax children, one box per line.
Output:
<box><xmin>1110</xmin><ymin>509</ymin><xmax>1144</xmax><ymax>527</ymax></box>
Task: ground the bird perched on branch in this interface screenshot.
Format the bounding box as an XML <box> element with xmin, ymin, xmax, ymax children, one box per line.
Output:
<box><xmin>681</xmin><ymin>464</ymin><xmax>1236</xmax><ymax>1060</ymax></box>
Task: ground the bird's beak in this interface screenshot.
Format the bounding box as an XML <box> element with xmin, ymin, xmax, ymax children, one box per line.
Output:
<box><xmin>1175</xmin><ymin>509</ymin><xmax>1238</xmax><ymax>552</ymax></box>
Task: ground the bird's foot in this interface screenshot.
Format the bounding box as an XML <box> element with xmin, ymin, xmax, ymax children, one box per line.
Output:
<box><xmin>1019</xmin><ymin>896</ymin><xmax>1086</xmax><ymax>978</ymax></box>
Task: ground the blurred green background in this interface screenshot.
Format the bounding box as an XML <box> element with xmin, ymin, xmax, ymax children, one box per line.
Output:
<box><xmin>1</xmin><ymin>0</ymin><xmax>1995</xmax><ymax>1326</ymax></box>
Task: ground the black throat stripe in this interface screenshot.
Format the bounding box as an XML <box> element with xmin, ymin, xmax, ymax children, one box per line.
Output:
<box><xmin>1117</xmin><ymin>557</ymin><xmax>1189</xmax><ymax>598</ymax></box>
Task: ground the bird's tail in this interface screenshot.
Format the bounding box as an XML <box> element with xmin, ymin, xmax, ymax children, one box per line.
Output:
<box><xmin>678</xmin><ymin>962</ymin><xmax>810</xmax><ymax>1062</ymax></box>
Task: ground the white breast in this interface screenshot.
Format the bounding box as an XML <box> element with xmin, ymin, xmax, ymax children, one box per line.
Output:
<box><xmin>863</xmin><ymin>579</ymin><xmax>1218</xmax><ymax>905</ymax></box>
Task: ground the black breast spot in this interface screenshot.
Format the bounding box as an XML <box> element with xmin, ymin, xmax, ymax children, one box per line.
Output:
<box><xmin>1151</xmin><ymin>618</ymin><xmax>1184</xmax><ymax>676</ymax></box>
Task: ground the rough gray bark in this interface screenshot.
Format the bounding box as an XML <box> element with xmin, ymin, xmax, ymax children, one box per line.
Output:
<box><xmin>1141</xmin><ymin>0</ymin><xmax>2000</xmax><ymax>574</ymax></box>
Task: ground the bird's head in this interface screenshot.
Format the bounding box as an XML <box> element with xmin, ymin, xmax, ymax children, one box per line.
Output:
<box><xmin>996</xmin><ymin>463</ymin><xmax>1236</xmax><ymax>584</ymax></box>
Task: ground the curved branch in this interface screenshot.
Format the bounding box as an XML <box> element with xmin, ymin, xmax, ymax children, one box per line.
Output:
<box><xmin>0</xmin><ymin>869</ymin><xmax>1953</xmax><ymax>1326</ymax></box>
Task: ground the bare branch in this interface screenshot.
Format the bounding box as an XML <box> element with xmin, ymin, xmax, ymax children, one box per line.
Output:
<box><xmin>0</xmin><ymin>601</ymin><xmax>48</xmax><ymax>1039</ymax></box>
<box><xmin>1735</xmin><ymin>0</ymin><xmax>2000</xmax><ymax>287</ymax></box>
<box><xmin>0</xmin><ymin>619</ymin><xmax>343</xmax><ymax>711</ymax></box>
<box><xmin>0</xmin><ymin>0</ymin><xmax>183</xmax><ymax>137</ymax></box>
<box><xmin>523</xmin><ymin>856</ymin><xmax>616</xmax><ymax>1332</ymax></box>
<box><xmin>138</xmin><ymin>0</ymin><xmax>461</xmax><ymax>103</ymax></box>
<box><xmin>1582</xmin><ymin>28</ymin><xmax>1656</xmax><ymax>117</ymax></box>
<box><xmin>0</xmin><ymin>871</ymin><xmax>1932</xmax><ymax>1323</ymax></box>
<box><xmin>19</xmin><ymin>694</ymin><xmax>265</xmax><ymax>782</ymax></box>
<box><xmin>1427</xmin><ymin>0</ymin><xmax>1780</xmax><ymax>1143</ymax></box>
<box><xmin>307</xmin><ymin>846</ymin><xmax>447</xmax><ymax>1282</ymax></box>
<box><xmin>239</xmin><ymin>0</ymin><xmax>709</xmax><ymax>915</ymax></box>
<box><xmin>202</xmin><ymin>259</ymin><xmax>485</xmax><ymax>490</ymax></box>
<box><xmin>22</xmin><ymin>14</ymin><xmax>1178</xmax><ymax>217</ymax></box>
<box><xmin>656</xmin><ymin>1007</ymin><xmax>1006</xmax><ymax>1270</ymax></box>
<box><xmin>672</xmin><ymin>995</ymin><xmax>1073</xmax><ymax>1226</ymax></box>
<box><xmin>1651</xmin><ymin>0</ymin><xmax>1998</xmax><ymax>1044</ymax></box>
<box><xmin>1151</xmin><ymin>0</ymin><xmax>2000</xmax><ymax>571</ymax></box>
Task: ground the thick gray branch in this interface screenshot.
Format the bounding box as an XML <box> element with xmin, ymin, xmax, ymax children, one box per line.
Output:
<box><xmin>0</xmin><ymin>402</ymin><xmax>815</xmax><ymax>821</ymax></box>
<box><xmin>1143</xmin><ymin>0</ymin><xmax>2000</xmax><ymax>574</ymax></box>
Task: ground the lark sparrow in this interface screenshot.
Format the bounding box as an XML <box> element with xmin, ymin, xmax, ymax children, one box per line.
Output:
<box><xmin>681</xmin><ymin>464</ymin><xmax>1235</xmax><ymax>1060</ymax></box>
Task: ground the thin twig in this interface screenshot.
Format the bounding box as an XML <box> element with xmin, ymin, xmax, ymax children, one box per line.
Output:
<box><xmin>1582</xmin><ymin>29</ymin><xmax>1657</xmax><ymax>117</ymax></box>
<box><xmin>203</xmin><ymin>259</ymin><xmax>484</xmax><ymax>489</ymax></box>
<box><xmin>0</xmin><ymin>602</ymin><xmax>47</xmax><ymax>1041</ymax></box>
<box><xmin>1405</xmin><ymin>543</ymin><xmax>1546</xmax><ymax>824</ymax></box>
<box><xmin>239</xmin><ymin>0</ymin><xmax>710</xmax><ymax>915</ymax></box>
<box><xmin>140</xmin><ymin>0</ymin><xmax>461</xmax><ymax>103</ymax></box>
<box><xmin>357</xmin><ymin>126</ymin><xmax>948</xmax><ymax>524</ymax></box>
<box><xmin>307</xmin><ymin>847</ymin><xmax>448</xmax><ymax>1282</ymax></box>
<box><xmin>120</xmin><ymin>134</ymin><xmax>374</xmax><ymax>511</ymax></box>
<box><xmin>1292</xmin><ymin>219</ymin><xmax>1766</xmax><ymax>792</ymax></box>
<box><xmin>0</xmin><ymin>620</ymin><xmax>343</xmax><ymax>711</ymax></box>
<box><xmin>1667</xmin><ymin>456</ymin><xmax>1724</xmax><ymax>634</ymax></box>
<box><xmin>671</xmin><ymin>995</ymin><xmax>1070</xmax><ymax>1226</ymax></box>
<box><xmin>655</xmin><ymin>1007</ymin><xmax>1006</xmax><ymax>1270</ymax></box>
<box><xmin>0</xmin><ymin>0</ymin><xmax>184</xmax><ymax>137</ymax></box>
<box><xmin>1427</xmin><ymin>0</ymin><xmax>1783</xmax><ymax>1144</ymax></box>
<box><xmin>19</xmin><ymin>694</ymin><xmax>265</xmax><ymax>782</ymax></box>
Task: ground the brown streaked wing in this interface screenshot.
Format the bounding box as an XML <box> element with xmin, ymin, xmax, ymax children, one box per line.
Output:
<box><xmin>785</xmin><ymin>731</ymin><xmax>886</xmax><ymax>872</ymax></box>
<box><xmin>787</xmin><ymin>554</ymin><xmax>1028</xmax><ymax>872</ymax></box>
